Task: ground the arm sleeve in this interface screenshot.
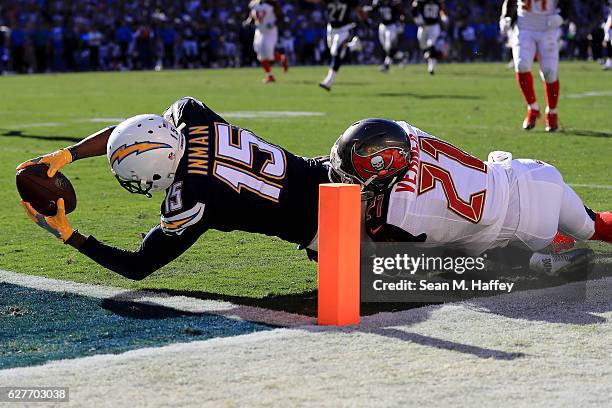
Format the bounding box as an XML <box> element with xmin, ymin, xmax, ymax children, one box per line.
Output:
<box><xmin>78</xmin><ymin>224</ymin><xmax>203</xmax><ymax>280</ymax></box>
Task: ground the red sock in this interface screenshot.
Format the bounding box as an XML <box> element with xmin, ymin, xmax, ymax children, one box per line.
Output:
<box><xmin>516</xmin><ymin>72</ymin><xmax>537</xmax><ymax>106</ymax></box>
<box><xmin>262</xmin><ymin>59</ymin><xmax>271</xmax><ymax>75</ymax></box>
<box><xmin>545</xmin><ymin>80</ymin><xmax>560</xmax><ymax>110</ymax></box>
<box><xmin>551</xmin><ymin>232</ymin><xmax>575</xmax><ymax>253</ymax></box>
<box><xmin>590</xmin><ymin>212</ymin><xmax>612</xmax><ymax>243</ymax></box>
<box><xmin>274</xmin><ymin>52</ymin><xmax>283</xmax><ymax>63</ymax></box>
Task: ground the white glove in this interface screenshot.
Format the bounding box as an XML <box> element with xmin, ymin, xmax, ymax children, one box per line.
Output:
<box><xmin>547</xmin><ymin>14</ymin><xmax>564</xmax><ymax>29</ymax></box>
<box><xmin>499</xmin><ymin>17</ymin><xmax>512</xmax><ymax>34</ymax></box>
<box><xmin>413</xmin><ymin>15</ymin><xmax>424</xmax><ymax>26</ymax></box>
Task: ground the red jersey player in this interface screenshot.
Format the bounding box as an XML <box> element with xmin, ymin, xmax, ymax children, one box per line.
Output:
<box><xmin>500</xmin><ymin>0</ymin><xmax>575</xmax><ymax>132</ymax></box>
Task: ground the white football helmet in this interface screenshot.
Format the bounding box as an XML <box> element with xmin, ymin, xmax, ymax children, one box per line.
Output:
<box><xmin>107</xmin><ymin>114</ymin><xmax>185</xmax><ymax>197</ymax></box>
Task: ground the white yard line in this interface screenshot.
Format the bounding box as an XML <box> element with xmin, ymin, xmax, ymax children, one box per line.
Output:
<box><xmin>565</xmin><ymin>91</ymin><xmax>612</xmax><ymax>99</ymax></box>
<box><xmin>5</xmin><ymin>122</ymin><xmax>64</xmax><ymax>128</ymax></box>
<box><xmin>220</xmin><ymin>111</ymin><xmax>325</xmax><ymax>119</ymax></box>
<box><xmin>0</xmin><ymin>270</ymin><xmax>314</xmax><ymax>327</ymax></box>
<box><xmin>569</xmin><ymin>183</ymin><xmax>612</xmax><ymax>190</ymax></box>
<box><xmin>3</xmin><ymin>112</ymin><xmax>327</xmax><ymax>129</ymax></box>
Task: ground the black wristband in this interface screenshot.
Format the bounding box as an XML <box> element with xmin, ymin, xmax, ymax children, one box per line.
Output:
<box><xmin>67</xmin><ymin>146</ymin><xmax>78</xmax><ymax>161</ymax></box>
<box><xmin>65</xmin><ymin>230</ymin><xmax>87</xmax><ymax>248</ymax></box>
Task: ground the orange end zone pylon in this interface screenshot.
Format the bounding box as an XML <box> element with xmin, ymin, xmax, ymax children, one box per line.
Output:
<box><xmin>318</xmin><ymin>184</ymin><xmax>361</xmax><ymax>326</ymax></box>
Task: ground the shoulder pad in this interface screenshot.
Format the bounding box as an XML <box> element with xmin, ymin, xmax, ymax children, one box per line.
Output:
<box><xmin>162</xmin><ymin>97</ymin><xmax>208</xmax><ymax>127</ymax></box>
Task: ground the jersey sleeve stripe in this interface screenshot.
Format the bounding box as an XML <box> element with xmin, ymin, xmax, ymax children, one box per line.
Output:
<box><xmin>161</xmin><ymin>203</ymin><xmax>205</xmax><ymax>235</ymax></box>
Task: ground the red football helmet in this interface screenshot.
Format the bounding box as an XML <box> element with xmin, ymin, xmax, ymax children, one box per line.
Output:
<box><xmin>330</xmin><ymin>118</ymin><xmax>412</xmax><ymax>191</ymax></box>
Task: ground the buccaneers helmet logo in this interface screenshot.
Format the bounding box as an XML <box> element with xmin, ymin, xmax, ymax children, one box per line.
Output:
<box><xmin>351</xmin><ymin>146</ymin><xmax>410</xmax><ymax>181</ymax></box>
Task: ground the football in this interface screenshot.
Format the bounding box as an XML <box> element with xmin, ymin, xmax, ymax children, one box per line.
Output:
<box><xmin>16</xmin><ymin>164</ymin><xmax>77</xmax><ymax>216</ymax></box>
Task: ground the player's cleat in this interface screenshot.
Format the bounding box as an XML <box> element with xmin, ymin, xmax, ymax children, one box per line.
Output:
<box><xmin>603</xmin><ymin>59</ymin><xmax>612</xmax><ymax>71</ymax></box>
<box><xmin>319</xmin><ymin>82</ymin><xmax>331</xmax><ymax>92</ymax></box>
<box><xmin>591</xmin><ymin>212</ymin><xmax>612</xmax><ymax>243</ymax></box>
<box><xmin>522</xmin><ymin>108</ymin><xmax>541</xmax><ymax>130</ymax></box>
<box><xmin>545</xmin><ymin>112</ymin><xmax>558</xmax><ymax>132</ymax></box>
<box><xmin>380</xmin><ymin>64</ymin><xmax>390</xmax><ymax>73</ymax></box>
<box><xmin>529</xmin><ymin>248</ymin><xmax>594</xmax><ymax>278</ymax></box>
<box><xmin>263</xmin><ymin>76</ymin><xmax>276</xmax><ymax>84</ymax></box>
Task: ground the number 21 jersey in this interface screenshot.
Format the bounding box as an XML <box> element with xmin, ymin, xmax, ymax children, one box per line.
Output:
<box><xmin>369</xmin><ymin>121</ymin><xmax>511</xmax><ymax>254</ymax></box>
<box><xmin>160</xmin><ymin>97</ymin><xmax>329</xmax><ymax>247</ymax></box>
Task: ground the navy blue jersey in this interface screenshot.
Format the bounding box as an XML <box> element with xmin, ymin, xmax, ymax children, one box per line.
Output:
<box><xmin>324</xmin><ymin>0</ymin><xmax>360</xmax><ymax>28</ymax></box>
<box><xmin>372</xmin><ymin>0</ymin><xmax>404</xmax><ymax>25</ymax></box>
<box><xmin>412</xmin><ymin>0</ymin><xmax>443</xmax><ymax>25</ymax></box>
<box><xmin>160</xmin><ymin>97</ymin><xmax>327</xmax><ymax>246</ymax></box>
<box><xmin>79</xmin><ymin>97</ymin><xmax>329</xmax><ymax>280</ymax></box>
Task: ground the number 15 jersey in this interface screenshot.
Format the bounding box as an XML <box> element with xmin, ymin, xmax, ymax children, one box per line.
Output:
<box><xmin>367</xmin><ymin>121</ymin><xmax>511</xmax><ymax>254</ymax></box>
<box><xmin>160</xmin><ymin>97</ymin><xmax>329</xmax><ymax>247</ymax></box>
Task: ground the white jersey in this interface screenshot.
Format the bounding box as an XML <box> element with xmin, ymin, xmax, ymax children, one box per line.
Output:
<box><xmin>380</xmin><ymin>122</ymin><xmax>511</xmax><ymax>254</ymax></box>
<box><xmin>250</xmin><ymin>2</ymin><xmax>277</xmax><ymax>31</ymax></box>
<box><xmin>517</xmin><ymin>0</ymin><xmax>559</xmax><ymax>31</ymax></box>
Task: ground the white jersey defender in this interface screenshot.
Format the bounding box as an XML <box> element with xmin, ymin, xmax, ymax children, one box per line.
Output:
<box><xmin>250</xmin><ymin>0</ymin><xmax>278</xmax><ymax>61</ymax></box>
<box><xmin>512</xmin><ymin>0</ymin><xmax>563</xmax><ymax>78</ymax></box>
<box><xmin>358</xmin><ymin>121</ymin><xmax>598</xmax><ymax>255</ymax></box>
<box><xmin>501</xmin><ymin>0</ymin><xmax>572</xmax><ymax>131</ymax></box>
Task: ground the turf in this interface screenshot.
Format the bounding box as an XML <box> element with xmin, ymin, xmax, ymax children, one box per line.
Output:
<box><xmin>0</xmin><ymin>63</ymin><xmax>610</xmax><ymax>299</ymax></box>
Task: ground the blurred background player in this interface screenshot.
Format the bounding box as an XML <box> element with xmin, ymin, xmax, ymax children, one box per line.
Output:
<box><xmin>500</xmin><ymin>0</ymin><xmax>575</xmax><ymax>132</ymax></box>
<box><xmin>604</xmin><ymin>2</ymin><xmax>612</xmax><ymax>70</ymax></box>
<box><xmin>412</xmin><ymin>0</ymin><xmax>447</xmax><ymax>75</ymax></box>
<box><xmin>368</xmin><ymin>0</ymin><xmax>406</xmax><ymax>72</ymax></box>
<box><xmin>245</xmin><ymin>0</ymin><xmax>288</xmax><ymax>83</ymax></box>
<box><xmin>306</xmin><ymin>0</ymin><xmax>368</xmax><ymax>91</ymax></box>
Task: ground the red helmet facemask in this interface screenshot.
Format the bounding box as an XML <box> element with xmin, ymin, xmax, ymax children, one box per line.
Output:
<box><xmin>350</xmin><ymin>146</ymin><xmax>411</xmax><ymax>185</ymax></box>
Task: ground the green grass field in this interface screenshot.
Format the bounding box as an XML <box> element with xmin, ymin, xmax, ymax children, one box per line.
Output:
<box><xmin>0</xmin><ymin>63</ymin><xmax>610</xmax><ymax>300</ymax></box>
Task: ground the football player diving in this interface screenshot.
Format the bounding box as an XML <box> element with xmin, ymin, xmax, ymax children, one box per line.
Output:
<box><xmin>17</xmin><ymin>97</ymin><xmax>330</xmax><ymax>280</ymax></box>
<box><xmin>329</xmin><ymin>119</ymin><xmax>612</xmax><ymax>272</ymax></box>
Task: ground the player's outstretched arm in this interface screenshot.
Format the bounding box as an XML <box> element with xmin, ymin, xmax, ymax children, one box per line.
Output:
<box><xmin>64</xmin><ymin>226</ymin><xmax>202</xmax><ymax>280</ymax></box>
<box><xmin>20</xmin><ymin>198</ymin><xmax>198</xmax><ymax>280</ymax></box>
<box><xmin>16</xmin><ymin>126</ymin><xmax>116</xmax><ymax>177</ymax></box>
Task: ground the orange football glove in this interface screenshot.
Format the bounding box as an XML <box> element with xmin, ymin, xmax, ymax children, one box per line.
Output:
<box><xmin>16</xmin><ymin>148</ymin><xmax>73</xmax><ymax>177</ymax></box>
<box><xmin>21</xmin><ymin>199</ymin><xmax>75</xmax><ymax>242</ymax></box>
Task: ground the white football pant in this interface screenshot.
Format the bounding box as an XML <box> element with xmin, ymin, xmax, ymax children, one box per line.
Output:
<box><xmin>505</xmin><ymin>159</ymin><xmax>595</xmax><ymax>251</ymax></box>
<box><xmin>327</xmin><ymin>23</ymin><xmax>354</xmax><ymax>57</ymax></box>
<box><xmin>417</xmin><ymin>23</ymin><xmax>440</xmax><ymax>50</ymax></box>
<box><xmin>378</xmin><ymin>23</ymin><xmax>401</xmax><ymax>54</ymax></box>
<box><xmin>254</xmin><ymin>27</ymin><xmax>278</xmax><ymax>61</ymax></box>
<box><xmin>511</xmin><ymin>28</ymin><xmax>560</xmax><ymax>83</ymax></box>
